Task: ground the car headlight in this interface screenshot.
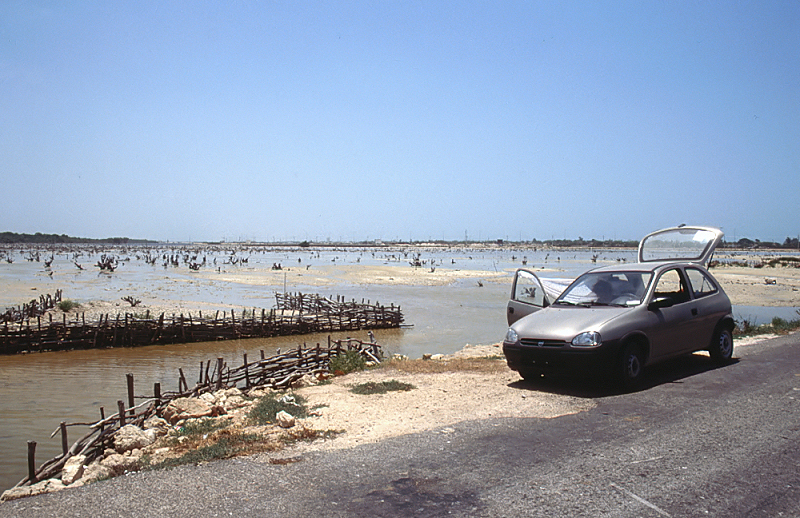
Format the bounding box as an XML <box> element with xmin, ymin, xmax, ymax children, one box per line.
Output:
<box><xmin>572</xmin><ymin>331</ymin><xmax>602</xmax><ymax>347</ymax></box>
<box><xmin>504</xmin><ymin>327</ymin><xmax>519</xmax><ymax>344</ymax></box>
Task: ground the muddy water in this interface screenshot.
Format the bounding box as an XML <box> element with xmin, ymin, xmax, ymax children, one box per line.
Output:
<box><xmin>0</xmin><ymin>245</ymin><xmax>795</xmax><ymax>491</ymax></box>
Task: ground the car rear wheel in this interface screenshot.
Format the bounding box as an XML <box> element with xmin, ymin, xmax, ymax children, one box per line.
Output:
<box><xmin>709</xmin><ymin>327</ymin><xmax>734</xmax><ymax>364</ymax></box>
<box><xmin>619</xmin><ymin>342</ymin><xmax>645</xmax><ymax>390</ymax></box>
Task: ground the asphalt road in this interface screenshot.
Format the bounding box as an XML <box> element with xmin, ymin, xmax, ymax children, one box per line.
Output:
<box><xmin>2</xmin><ymin>334</ymin><xmax>798</xmax><ymax>517</ymax></box>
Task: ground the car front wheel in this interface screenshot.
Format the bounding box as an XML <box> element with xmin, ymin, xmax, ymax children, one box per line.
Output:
<box><xmin>709</xmin><ymin>327</ymin><xmax>734</xmax><ymax>364</ymax></box>
<box><xmin>619</xmin><ymin>342</ymin><xmax>645</xmax><ymax>390</ymax></box>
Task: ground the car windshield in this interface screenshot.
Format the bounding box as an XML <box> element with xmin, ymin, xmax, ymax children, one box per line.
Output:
<box><xmin>555</xmin><ymin>271</ymin><xmax>653</xmax><ymax>307</ymax></box>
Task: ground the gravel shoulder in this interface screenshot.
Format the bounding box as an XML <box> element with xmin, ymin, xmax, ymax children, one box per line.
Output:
<box><xmin>290</xmin><ymin>344</ymin><xmax>596</xmax><ymax>454</ymax></box>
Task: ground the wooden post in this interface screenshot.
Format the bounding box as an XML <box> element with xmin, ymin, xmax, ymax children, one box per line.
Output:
<box><xmin>216</xmin><ymin>357</ymin><xmax>224</xmax><ymax>390</ymax></box>
<box><xmin>27</xmin><ymin>441</ymin><xmax>37</xmax><ymax>483</ymax></box>
<box><xmin>60</xmin><ymin>421</ymin><xmax>68</xmax><ymax>455</ymax></box>
<box><xmin>99</xmin><ymin>407</ymin><xmax>105</xmax><ymax>432</ymax></box>
<box><xmin>117</xmin><ymin>400</ymin><xmax>126</xmax><ymax>426</ymax></box>
<box><xmin>243</xmin><ymin>353</ymin><xmax>250</xmax><ymax>389</ymax></box>
<box><xmin>179</xmin><ymin>368</ymin><xmax>187</xmax><ymax>393</ymax></box>
<box><xmin>297</xmin><ymin>343</ymin><xmax>303</xmax><ymax>369</ymax></box>
<box><xmin>154</xmin><ymin>383</ymin><xmax>161</xmax><ymax>406</ymax></box>
<box><xmin>126</xmin><ymin>373</ymin><xmax>134</xmax><ymax>412</ymax></box>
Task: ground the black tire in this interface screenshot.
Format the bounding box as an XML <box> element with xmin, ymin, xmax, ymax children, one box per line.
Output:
<box><xmin>709</xmin><ymin>327</ymin><xmax>734</xmax><ymax>364</ymax></box>
<box><xmin>619</xmin><ymin>342</ymin><xmax>645</xmax><ymax>390</ymax></box>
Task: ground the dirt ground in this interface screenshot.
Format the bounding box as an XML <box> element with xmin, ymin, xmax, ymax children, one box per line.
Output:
<box><xmin>281</xmin><ymin>336</ymin><xmax>775</xmax><ymax>456</ymax></box>
<box><xmin>289</xmin><ymin>344</ymin><xmax>594</xmax><ymax>453</ymax></box>
<box><xmin>711</xmin><ymin>265</ymin><xmax>800</xmax><ymax>307</ymax></box>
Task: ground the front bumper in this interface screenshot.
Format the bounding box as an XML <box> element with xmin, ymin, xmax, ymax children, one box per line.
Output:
<box><xmin>502</xmin><ymin>339</ymin><xmax>623</xmax><ymax>375</ymax></box>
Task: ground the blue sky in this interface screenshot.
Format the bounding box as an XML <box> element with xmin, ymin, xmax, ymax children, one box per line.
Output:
<box><xmin>1</xmin><ymin>1</ymin><xmax>798</xmax><ymax>243</ymax></box>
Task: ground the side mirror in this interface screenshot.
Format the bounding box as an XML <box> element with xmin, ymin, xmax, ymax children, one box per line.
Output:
<box><xmin>648</xmin><ymin>296</ymin><xmax>674</xmax><ymax>311</ymax></box>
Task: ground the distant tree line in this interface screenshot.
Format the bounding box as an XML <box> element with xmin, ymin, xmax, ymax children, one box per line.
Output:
<box><xmin>0</xmin><ymin>232</ymin><xmax>147</xmax><ymax>244</ymax></box>
<box><xmin>3</xmin><ymin>232</ymin><xmax>797</xmax><ymax>249</ymax></box>
<box><xmin>723</xmin><ymin>237</ymin><xmax>800</xmax><ymax>250</ymax></box>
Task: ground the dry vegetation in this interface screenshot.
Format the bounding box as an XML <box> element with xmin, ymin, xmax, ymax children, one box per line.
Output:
<box><xmin>380</xmin><ymin>356</ymin><xmax>509</xmax><ymax>374</ymax></box>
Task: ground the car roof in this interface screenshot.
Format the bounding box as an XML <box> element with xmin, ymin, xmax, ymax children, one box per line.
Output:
<box><xmin>587</xmin><ymin>260</ymin><xmax>705</xmax><ymax>275</ymax></box>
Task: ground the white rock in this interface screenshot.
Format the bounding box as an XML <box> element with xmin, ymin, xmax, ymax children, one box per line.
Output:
<box><xmin>276</xmin><ymin>410</ymin><xmax>296</xmax><ymax>428</ymax></box>
<box><xmin>61</xmin><ymin>454</ymin><xmax>87</xmax><ymax>485</ymax></box>
<box><xmin>221</xmin><ymin>387</ymin><xmax>243</xmax><ymax>398</ymax></box>
<box><xmin>143</xmin><ymin>415</ymin><xmax>170</xmax><ymax>435</ymax></box>
<box><xmin>222</xmin><ymin>395</ymin><xmax>249</xmax><ymax>411</ymax></box>
<box><xmin>101</xmin><ymin>453</ymin><xmax>127</xmax><ymax>475</ymax></box>
<box><xmin>199</xmin><ymin>392</ymin><xmax>217</xmax><ymax>404</ymax></box>
<box><xmin>0</xmin><ymin>478</ymin><xmax>66</xmax><ymax>501</ymax></box>
<box><xmin>81</xmin><ymin>461</ymin><xmax>113</xmax><ymax>485</ymax></box>
<box><xmin>162</xmin><ymin>397</ymin><xmax>215</xmax><ymax>424</ymax></box>
<box><xmin>115</xmin><ymin>424</ymin><xmax>156</xmax><ymax>453</ymax></box>
<box><xmin>100</xmin><ymin>451</ymin><xmax>141</xmax><ymax>476</ymax></box>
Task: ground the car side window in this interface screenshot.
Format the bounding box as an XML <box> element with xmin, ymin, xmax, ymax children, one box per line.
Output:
<box><xmin>685</xmin><ymin>268</ymin><xmax>718</xmax><ymax>299</ymax></box>
<box><xmin>653</xmin><ymin>268</ymin><xmax>690</xmax><ymax>304</ymax></box>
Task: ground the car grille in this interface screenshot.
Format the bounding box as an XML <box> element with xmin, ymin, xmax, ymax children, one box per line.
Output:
<box><xmin>519</xmin><ymin>338</ymin><xmax>567</xmax><ymax>348</ymax></box>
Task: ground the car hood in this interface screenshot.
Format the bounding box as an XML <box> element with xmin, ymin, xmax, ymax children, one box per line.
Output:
<box><xmin>511</xmin><ymin>305</ymin><xmax>632</xmax><ymax>341</ymax></box>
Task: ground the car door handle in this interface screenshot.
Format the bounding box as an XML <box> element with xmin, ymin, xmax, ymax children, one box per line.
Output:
<box><xmin>691</xmin><ymin>308</ymin><xmax>698</xmax><ymax>316</ymax></box>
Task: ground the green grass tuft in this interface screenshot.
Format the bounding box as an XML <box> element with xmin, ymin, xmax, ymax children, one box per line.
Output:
<box><xmin>152</xmin><ymin>431</ymin><xmax>264</xmax><ymax>469</ymax></box>
<box><xmin>349</xmin><ymin>379</ymin><xmax>415</xmax><ymax>395</ymax></box>
<box><xmin>248</xmin><ymin>393</ymin><xmax>307</xmax><ymax>425</ymax></box>
<box><xmin>177</xmin><ymin>418</ymin><xmax>227</xmax><ymax>437</ymax></box>
<box><xmin>329</xmin><ymin>350</ymin><xmax>367</xmax><ymax>375</ymax></box>
<box><xmin>57</xmin><ymin>299</ymin><xmax>79</xmax><ymax>312</ymax></box>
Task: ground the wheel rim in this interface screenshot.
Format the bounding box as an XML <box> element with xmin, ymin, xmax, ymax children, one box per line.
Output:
<box><xmin>718</xmin><ymin>332</ymin><xmax>732</xmax><ymax>357</ymax></box>
<box><xmin>626</xmin><ymin>353</ymin><xmax>641</xmax><ymax>378</ymax></box>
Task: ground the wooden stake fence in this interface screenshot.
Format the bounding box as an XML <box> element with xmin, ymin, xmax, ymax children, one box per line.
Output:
<box><xmin>1</xmin><ymin>290</ymin><xmax>62</xmax><ymax>324</ymax></box>
<box><xmin>16</xmin><ymin>337</ymin><xmax>382</xmax><ymax>489</ymax></box>
<box><xmin>1</xmin><ymin>293</ymin><xmax>402</xmax><ymax>355</ymax></box>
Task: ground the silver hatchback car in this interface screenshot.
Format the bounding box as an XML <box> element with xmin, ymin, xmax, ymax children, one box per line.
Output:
<box><xmin>503</xmin><ymin>226</ymin><xmax>735</xmax><ymax>388</ymax></box>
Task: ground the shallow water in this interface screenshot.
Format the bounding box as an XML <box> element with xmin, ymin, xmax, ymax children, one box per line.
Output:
<box><xmin>0</xmin><ymin>244</ymin><xmax>796</xmax><ymax>491</ymax></box>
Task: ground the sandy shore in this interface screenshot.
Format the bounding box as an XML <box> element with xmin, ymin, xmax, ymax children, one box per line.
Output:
<box><xmin>709</xmin><ymin>265</ymin><xmax>800</xmax><ymax>307</ymax></box>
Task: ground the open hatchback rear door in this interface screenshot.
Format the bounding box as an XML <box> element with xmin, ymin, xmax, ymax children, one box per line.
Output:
<box><xmin>638</xmin><ymin>226</ymin><xmax>724</xmax><ymax>267</ymax></box>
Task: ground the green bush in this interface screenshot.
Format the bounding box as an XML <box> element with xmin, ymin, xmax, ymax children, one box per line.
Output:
<box><xmin>248</xmin><ymin>393</ymin><xmax>307</xmax><ymax>425</ymax></box>
<box><xmin>736</xmin><ymin>314</ymin><xmax>800</xmax><ymax>336</ymax></box>
<box><xmin>349</xmin><ymin>379</ymin><xmax>415</xmax><ymax>395</ymax></box>
<box><xmin>57</xmin><ymin>299</ymin><xmax>78</xmax><ymax>312</ymax></box>
<box><xmin>329</xmin><ymin>350</ymin><xmax>367</xmax><ymax>375</ymax></box>
<box><xmin>770</xmin><ymin>317</ymin><xmax>797</xmax><ymax>332</ymax></box>
<box><xmin>153</xmin><ymin>432</ymin><xmax>264</xmax><ymax>469</ymax></box>
<box><xmin>177</xmin><ymin>418</ymin><xmax>227</xmax><ymax>437</ymax></box>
